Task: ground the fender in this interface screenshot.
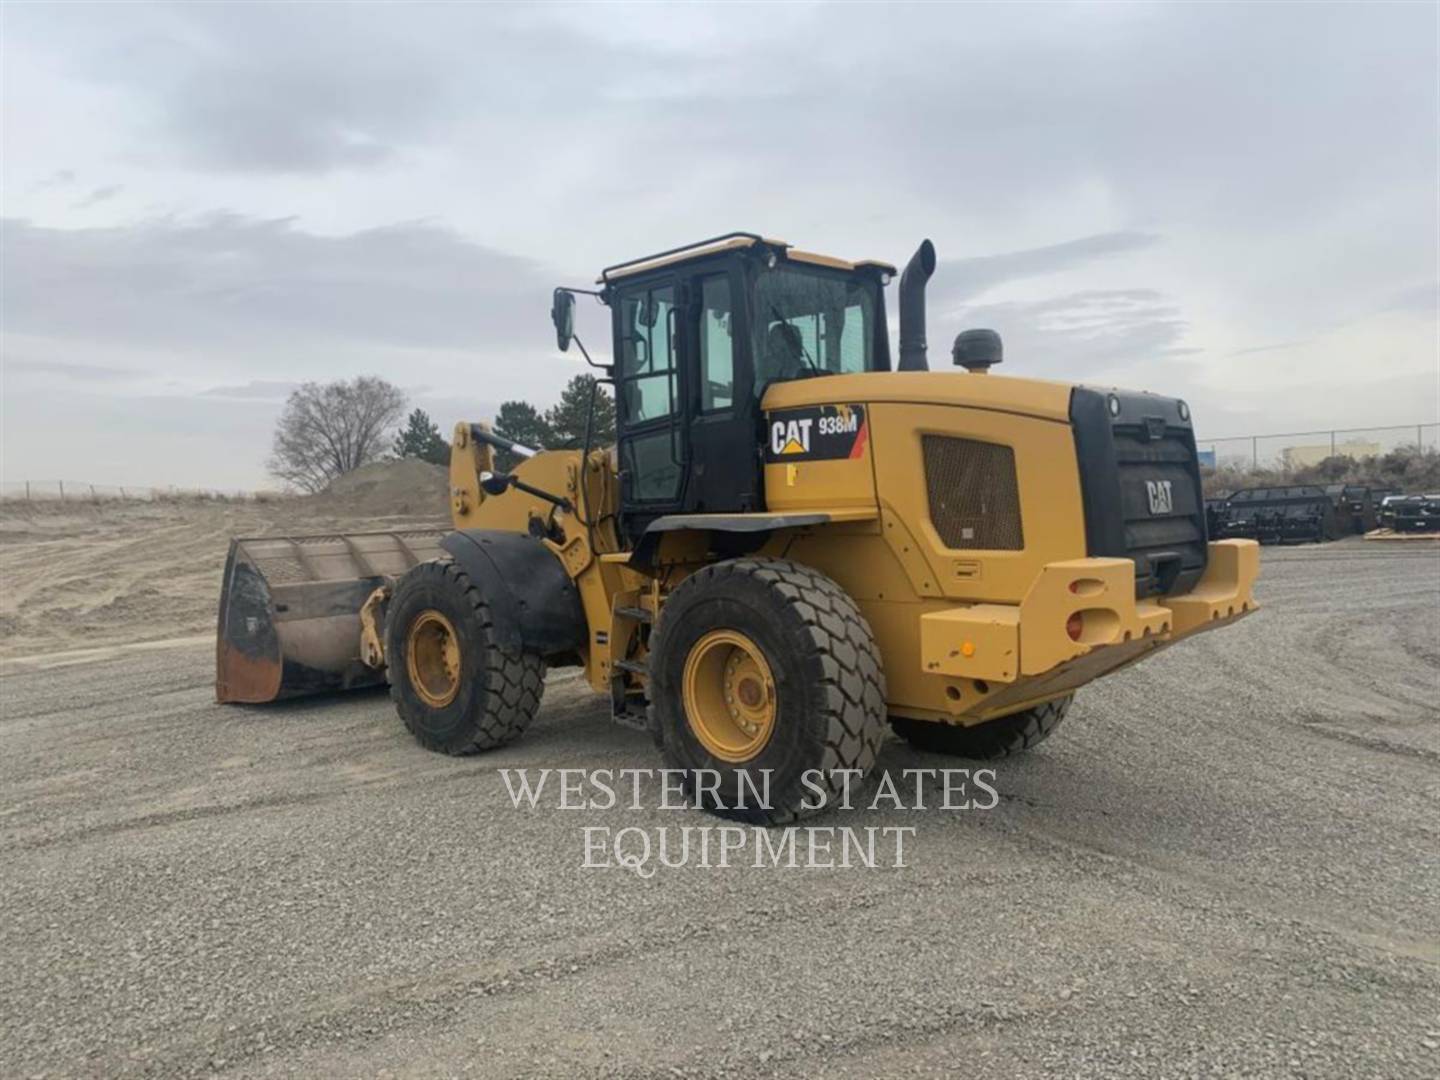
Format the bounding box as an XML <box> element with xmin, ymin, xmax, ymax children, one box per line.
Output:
<box><xmin>440</xmin><ymin>530</ymin><xmax>587</xmax><ymax>658</ymax></box>
<box><xmin>628</xmin><ymin>510</ymin><xmax>877</xmax><ymax>571</ymax></box>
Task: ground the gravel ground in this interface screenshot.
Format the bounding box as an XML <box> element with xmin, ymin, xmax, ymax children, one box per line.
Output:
<box><xmin>2</xmin><ymin>541</ymin><xmax>1437</xmax><ymax>1078</ymax></box>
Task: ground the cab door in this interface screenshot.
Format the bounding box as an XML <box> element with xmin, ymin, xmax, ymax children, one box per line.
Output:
<box><xmin>613</xmin><ymin>276</ymin><xmax>687</xmax><ymax>537</ymax></box>
<box><xmin>683</xmin><ymin>268</ymin><xmax>762</xmax><ymax>514</ymax></box>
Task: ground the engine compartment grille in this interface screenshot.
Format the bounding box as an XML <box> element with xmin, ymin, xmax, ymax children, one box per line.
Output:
<box><xmin>922</xmin><ymin>435</ymin><xmax>1024</xmax><ymax>550</ymax></box>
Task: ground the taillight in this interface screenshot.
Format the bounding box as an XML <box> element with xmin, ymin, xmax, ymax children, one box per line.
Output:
<box><xmin>1066</xmin><ymin>613</ymin><xmax>1084</xmax><ymax>642</ymax></box>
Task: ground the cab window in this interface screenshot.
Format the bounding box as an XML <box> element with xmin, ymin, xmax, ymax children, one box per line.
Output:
<box><xmin>752</xmin><ymin>266</ymin><xmax>879</xmax><ymax>397</ymax></box>
<box><xmin>615</xmin><ymin>280</ymin><xmax>682</xmax><ymax>504</ymax></box>
<box><xmin>617</xmin><ymin>283</ymin><xmax>677</xmax><ymax>423</ymax></box>
<box><xmin>698</xmin><ymin>275</ymin><xmax>734</xmax><ymax>412</ymax></box>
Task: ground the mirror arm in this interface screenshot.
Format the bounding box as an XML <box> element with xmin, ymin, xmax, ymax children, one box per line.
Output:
<box><xmin>570</xmin><ymin>332</ymin><xmax>609</xmax><ymax>372</ymax></box>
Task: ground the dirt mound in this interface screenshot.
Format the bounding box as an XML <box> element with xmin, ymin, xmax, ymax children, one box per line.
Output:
<box><xmin>314</xmin><ymin>458</ymin><xmax>449</xmax><ymax>518</ymax></box>
<box><xmin>0</xmin><ymin>467</ymin><xmax>452</xmax><ymax>660</ymax></box>
<box><xmin>0</xmin><ymin>458</ymin><xmax>451</xmax><ymax>661</ymax></box>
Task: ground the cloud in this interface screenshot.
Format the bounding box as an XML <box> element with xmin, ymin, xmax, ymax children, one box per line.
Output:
<box><xmin>33</xmin><ymin>169</ymin><xmax>76</xmax><ymax>191</ymax></box>
<box><xmin>72</xmin><ymin>184</ymin><xmax>123</xmax><ymax>209</ymax></box>
<box><xmin>1229</xmin><ymin>340</ymin><xmax>1312</xmax><ymax>358</ymax></box>
<box><xmin>198</xmin><ymin>379</ymin><xmax>300</xmax><ymax>401</ymax></box>
<box><xmin>6</xmin><ymin>5</ymin><xmax>667</xmax><ymax>177</ymax></box>
<box><xmin>950</xmin><ymin>289</ymin><xmax>1190</xmax><ymax>380</ymax></box>
<box><xmin>68</xmin><ymin>6</ymin><xmax>456</xmax><ymax>174</ymax></box>
<box><xmin>5</xmin><ymin>357</ymin><xmax>145</xmax><ymax>381</ymax></box>
<box><xmin>1381</xmin><ymin>282</ymin><xmax>1439</xmax><ymax>317</ymax></box>
<box><xmin>1</xmin><ymin>213</ymin><xmax>600</xmax><ymax>486</ymax></box>
<box><xmin>931</xmin><ymin>231</ymin><xmax>1162</xmax><ymax>308</ymax></box>
<box><xmin>1</xmin><ymin>214</ymin><xmax>560</xmax><ymax>355</ymax></box>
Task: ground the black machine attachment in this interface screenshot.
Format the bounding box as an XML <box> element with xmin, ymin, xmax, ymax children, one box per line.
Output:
<box><xmin>953</xmin><ymin>328</ymin><xmax>1003</xmax><ymax>373</ymax></box>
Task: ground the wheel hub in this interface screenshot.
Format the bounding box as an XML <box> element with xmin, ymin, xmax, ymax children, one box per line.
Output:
<box><xmin>683</xmin><ymin>629</ymin><xmax>776</xmax><ymax>762</ymax></box>
<box><xmin>407</xmin><ymin>609</ymin><xmax>461</xmax><ymax>708</ymax></box>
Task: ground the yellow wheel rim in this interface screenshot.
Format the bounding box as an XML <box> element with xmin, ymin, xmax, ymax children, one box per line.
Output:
<box><xmin>406</xmin><ymin>610</ymin><xmax>461</xmax><ymax>708</ymax></box>
<box><xmin>682</xmin><ymin>629</ymin><xmax>777</xmax><ymax>763</ymax></box>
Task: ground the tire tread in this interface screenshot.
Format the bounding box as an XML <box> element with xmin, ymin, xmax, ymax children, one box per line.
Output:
<box><xmin>650</xmin><ymin>557</ymin><xmax>887</xmax><ymax>824</ymax></box>
<box><xmin>892</xmin><ymin>695</ymin><xmax>1071</xmax><ymax>759</ymax></box>
<box><xmin>389</xmin><ymin>559</ymin><xmax>545</xmax><ymax>754</ymax></box>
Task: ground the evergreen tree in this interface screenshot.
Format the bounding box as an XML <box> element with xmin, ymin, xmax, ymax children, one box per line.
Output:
<box><xmin>392</xmin><ymin>407</ymin><xmax>449</xmax><ymax>466</ymax></box>
<box><xmin>545</xmin><ymin>374</ymin><xmax>616</xmax><ymax>450</ymax></box>
<box><xmin>493</xmin><ymin>400</ymin><xmax>554</xmax><ymax>472</ymax></box>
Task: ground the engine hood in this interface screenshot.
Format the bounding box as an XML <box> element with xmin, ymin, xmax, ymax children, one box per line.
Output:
<box><xmin>761</xmin><ymin>370</ymin><xmax>1075</xmax><ymax>424</ymax></box>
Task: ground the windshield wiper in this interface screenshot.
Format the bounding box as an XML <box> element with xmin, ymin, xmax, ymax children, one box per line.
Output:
<box><xmin>769</xmin><ymin>306</ymin><xmax>822</xmax><ymax>374</ymax></box>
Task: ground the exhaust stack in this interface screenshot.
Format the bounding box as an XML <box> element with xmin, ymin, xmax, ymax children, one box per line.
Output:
<box><xmin>897</xmin><ymin>239</ymin><xmax>936</xmax><ymax>371</ymax></box>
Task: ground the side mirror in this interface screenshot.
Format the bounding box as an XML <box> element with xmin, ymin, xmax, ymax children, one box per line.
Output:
<box><xmin>551</xmin><ymin>289</ymin><xmax>575</xmax><ymax>352</ymax></box>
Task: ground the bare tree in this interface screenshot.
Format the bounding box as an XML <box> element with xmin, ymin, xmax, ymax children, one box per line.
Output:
<box><xmin>267</xmin><ymin>377</ymin><xmax>407</xmax><ymax>493</ymax></box>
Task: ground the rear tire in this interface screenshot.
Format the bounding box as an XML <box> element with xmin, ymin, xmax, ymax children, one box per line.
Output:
<box><xmin>649</xmin><ymin>558</ymin><xmax>887</xmax><ymax>824</ymax></box>
<box><xmin>892</xmin><ymin>695</ymin><xmax>1072</xmax><ymax>759</ymax></box>
<box><xmin>386</xmin><ymin>559</ymin><xmax>545</xmax><ymax>755</ymax></box>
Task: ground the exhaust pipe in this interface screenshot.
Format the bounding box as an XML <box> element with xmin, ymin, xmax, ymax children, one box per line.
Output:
<box><xmin>897</xmin><ymin>239</ymin><xmax>936</xmax><ymax>372</ymax></box>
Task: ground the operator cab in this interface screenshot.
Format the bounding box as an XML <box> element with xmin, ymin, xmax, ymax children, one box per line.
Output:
<box><xmin>553</xmin><ymin>233</ymin><xmax>894</xmax><ymax>541</ymax></box>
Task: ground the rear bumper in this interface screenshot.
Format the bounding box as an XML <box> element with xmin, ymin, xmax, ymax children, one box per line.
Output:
<box><xmin>919</xmin><ymin>539</ymin><xmax>1259</xmax><ymax>688</ymax></box>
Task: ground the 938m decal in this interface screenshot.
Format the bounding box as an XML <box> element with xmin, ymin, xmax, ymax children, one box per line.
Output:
<box><xmin>764</xmin><ymin>404</ymin><xmax>869</xmax><ymax>463</ymax></box>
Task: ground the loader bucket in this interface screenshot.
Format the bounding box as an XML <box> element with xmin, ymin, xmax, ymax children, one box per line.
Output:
<box><xmin>216</xmin><ymin>531</ymin><xmax>447</xmax><ymax>703</ymax></box>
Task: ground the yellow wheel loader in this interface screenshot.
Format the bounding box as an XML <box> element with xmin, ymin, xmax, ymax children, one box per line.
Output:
<box><xmin>217</xmin><ymin>232</ymin><xmax>1258</xmax><ymax>822</ymax></box>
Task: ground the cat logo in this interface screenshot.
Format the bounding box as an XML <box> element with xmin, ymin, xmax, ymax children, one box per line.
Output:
<box><xmin>771</xmin><ymin>417</ymin><xmax>814</xmax><ymax>456</ymax></box>
<box><xmin>1146</xmin><ymin>479</ymin><xmax>1174</xmax><ymax>515</ymax></box>
<box><xmin>763</xmin><ymin>404</ymin><xmax>867</xmax><ymax>463</ymax></box>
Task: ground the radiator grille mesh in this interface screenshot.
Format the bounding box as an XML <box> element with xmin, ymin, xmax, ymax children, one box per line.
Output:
<box><xmin>922</xmin><ymin>435</ymin><xmax>1024</xmax><ymax>550</ymax></box>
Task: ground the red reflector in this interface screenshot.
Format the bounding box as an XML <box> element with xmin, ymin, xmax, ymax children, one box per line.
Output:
<box><xmin>1066</xmin><ymin>613</ymin><xmax>1084</xmax><ymax>641</ymax></box>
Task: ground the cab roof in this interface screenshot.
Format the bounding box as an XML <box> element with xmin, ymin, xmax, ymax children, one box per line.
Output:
<box><xmin>597</xmin><ymin>232</ymin><xmax>898</xmax><ymax>285</ymax></box>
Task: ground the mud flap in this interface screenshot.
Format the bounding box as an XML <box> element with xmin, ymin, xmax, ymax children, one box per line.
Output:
<box><xmin>215</xmin><ymin>531</ymin><xmax>446</xmax><ymax>703</ymax></box>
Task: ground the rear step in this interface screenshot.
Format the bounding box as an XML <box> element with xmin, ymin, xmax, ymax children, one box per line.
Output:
<box><xmin>609</xmin><ymin>607</ymin><xmax>652</xmax><ymax>729</ymax></box>
<box><xmin>608</xmin><ymin>650</ymin><xmax>650</xmax><ymax>730</ymax></box>
<box><xmin>610</xmin><ymin>687</ymin><xmax>650</xmax><ymax>730</ymax></box>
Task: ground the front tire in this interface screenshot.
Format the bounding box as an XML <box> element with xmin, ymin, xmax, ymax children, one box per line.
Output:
<box><xmin>891</xmin><ymin>695</ymin><xmax>1072</xmax><ymax>759</ymax></box>
<box><xmin>385</xmin><ymin>559</ymin><xmax>545</xmax><ymax>755</ymax></box>
<box><xmin>649</xmin><ymin>558</ymin><xmax>887</xmax><ymax>824</ymax></box>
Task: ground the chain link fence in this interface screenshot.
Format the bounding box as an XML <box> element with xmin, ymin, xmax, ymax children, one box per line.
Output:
<box><xmin>1198</xmin><ymin>424</ymin><xmax>1438</xmax><ymax>473</ymax></box>
<box><xmin>0</xmin><ymin>480</ymin><xmax>279</xmax><ymax>503</ymax></box>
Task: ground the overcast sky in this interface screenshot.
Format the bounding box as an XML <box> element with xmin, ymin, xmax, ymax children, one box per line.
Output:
<box><xmin>3</xmin><ymin>1</ymin><xmax>1436</xmax><ymax>489</ymax></box>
